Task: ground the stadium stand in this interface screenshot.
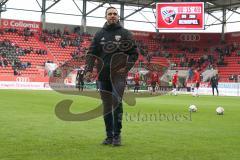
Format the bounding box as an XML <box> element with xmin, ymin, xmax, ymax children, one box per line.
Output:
<box><xmin>0</xmin><ymin>26</ymin><xmax>240</xmax><ymax>83</ymax></box>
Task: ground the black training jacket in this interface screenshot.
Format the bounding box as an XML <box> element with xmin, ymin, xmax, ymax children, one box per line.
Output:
<box><xmin>85</xmin><ymin>22</ymin><xmax>138</xmax><ymax>81</ymax></box>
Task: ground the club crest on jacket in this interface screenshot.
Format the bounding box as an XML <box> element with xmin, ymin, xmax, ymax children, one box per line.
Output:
<box><xmin>115</xmin><ymin>35</ymin><xmax>121</xmax><ymax>41</ymax></box>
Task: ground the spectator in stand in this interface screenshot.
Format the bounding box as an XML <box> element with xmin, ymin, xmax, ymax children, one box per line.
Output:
<box><xmin>60</xmin><ymin>40</ymin><xmax>67</xmax><ymax>48</ymax></box>
<box><xmin>23</xmin><ymin>27</ymin><xmax>31</xmax><ymax>37</ymax></box>
<box><xmin>56</xmin><ymin>29</ymin><xmax>61</xmax><ymax>37</ymax></box>
<box><xmin>210</xmin><ymin>74</ymin><xmax>219</xmax><ymax>96</ymax></box>
<box><xmin>3</xmin><ymin>59</ymin><xmax>8</xmax><ymax>67</ymax></box>
<box><xmin>229</xmin><ymin>74</ymin><xmax>238</xmax><ymax>82</ymax></box>
<box><xmin>172</xmin><ymin>70</ymin><xmax>179</xmax><ymax>96</ymax></box>
<box><xmin>0</xmin><ymin>57</ymin><xmax>5</xmax><ymax>67</ymax></box>
<box><xmin>13</xmin><ymin>68</ymin><xmax>20</xmax><ymax>75</ymax></box>
<box><xmin>43</xmin><ymin>50</ymin><xmax>47</xmax><ymax>55</ymax></box>
<box><xmin>63</xmin><ymin>26</ymin><xmax>70</xmax><ymax>35</ymax></box>
<box><xmin>74</xmin><ymin>26</ymin><xmax>81</xmax><ymax>35</ymax></box>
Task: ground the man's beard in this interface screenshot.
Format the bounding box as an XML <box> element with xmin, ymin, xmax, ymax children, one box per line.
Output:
<box><xmin>108</xmin><ymin>19</ymin><xmax>118</xmax><ymax>25</ymax></box>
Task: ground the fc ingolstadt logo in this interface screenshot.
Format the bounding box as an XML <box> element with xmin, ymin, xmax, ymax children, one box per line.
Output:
<box><xmin>161</xmin><ymin>7</ymin><xmax>177</xmax><ymax>25</ymax></box>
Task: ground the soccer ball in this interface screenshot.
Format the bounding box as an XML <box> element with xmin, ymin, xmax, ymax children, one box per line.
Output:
<box><xmin>216</xmin><ymin>107</ymin><xmax>224</xmax><ymax>115</ymax></box>
<box><xmin>189</xmin><ymin>105</ymin><xmax>197</xmax><ymax>112</ymax></box>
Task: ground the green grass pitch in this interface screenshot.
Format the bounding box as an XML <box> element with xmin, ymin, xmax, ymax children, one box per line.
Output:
<box><xmin>0</xmin><ymin>90</ymin><xmax>240</xmax><ymax>160</ymax></box>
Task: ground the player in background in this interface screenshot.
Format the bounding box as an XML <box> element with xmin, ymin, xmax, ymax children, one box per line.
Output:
<box><xmin>193</xmin><ymin>69</ymin><xmax>201</xmax><ymax>96</ymax></box>
<box><xmin>210</xmin><ymin>74</ymin><xmax>219</xmax><ymax>96</ymax></box>
<box><xmin>134</xmin><ymin>72</ymin><xmax>140</xmax><ymax>93</ymax></box>
<box><xmin>172</xmin><ymin>70</ymin><xmax>178</xmax><ymax>96</ymax></box>
<box><xmin>76</xmin><ymin>69</ymin><xmax>85</xmax><ymax>91</ymax></box>
<box><xmin>150</xmin><ymin>71</ymin><xmax>159</xmax><ymax>95</ymax></box>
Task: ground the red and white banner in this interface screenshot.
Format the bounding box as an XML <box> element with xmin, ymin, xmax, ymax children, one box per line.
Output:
<box><xmin>1</xmin><ymin>19</ymin><xmax>42</xmax><ymax>31</ymax></box>
<box><xmin>156</xmin><ymin>2</ymin><xmax>204</xmax><ymax>30</ymax></box>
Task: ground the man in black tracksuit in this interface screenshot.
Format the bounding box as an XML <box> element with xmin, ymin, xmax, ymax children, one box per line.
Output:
<box><xmin>76</xmin><ymin>69</ymin><xmax>84</xmax><ymax>91</ymax></box>
<box><xmin>84</xmin><ymin>7</ymin><xmax>138</xmax><ymax>146</ymax></box>
<box><xmin>210</xmin><ymin>74</ymin><xmax>219</xmax><ymax>96</ymax></box>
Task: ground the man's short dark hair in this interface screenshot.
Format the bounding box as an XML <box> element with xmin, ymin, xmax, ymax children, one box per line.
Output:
<box><xmin>105</xmin><ymin>6</ymin><xmax>117</xmax><ymax>16</ymax></box>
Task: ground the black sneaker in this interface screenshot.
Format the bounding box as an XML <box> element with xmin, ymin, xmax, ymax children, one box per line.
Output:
<box><xmin>102</xmin><ymin>137</ymin><xmax>113</xmax><ymax>145</ymax></box>
<box><xmin>112</xmin><ymin>136</ymin><xmax>121</xmax><ymax>146</ymax></box>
